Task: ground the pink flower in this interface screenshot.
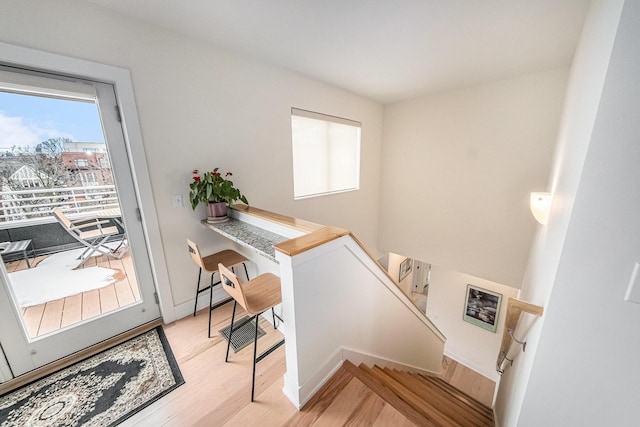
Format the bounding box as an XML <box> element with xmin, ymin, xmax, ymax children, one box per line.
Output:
<box><xmin>192</xmin><ymin>169</ymin><xmax>198</xmax><ymax>174</ymax></box>
<box><xmin>226</xmin><ymin>172</ymin><xmax>233</xmax><ymax>177</ymax></box>
<box><xmin>193</xmin><ymin>176</ymin><xmax>201</xmax><ymax>182</ymax></box>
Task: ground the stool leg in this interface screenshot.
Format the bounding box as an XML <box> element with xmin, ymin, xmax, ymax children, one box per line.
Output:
<box><xmin>225</xmin><ymin>301</ymin><xmax>238</xmax><ymax>362</ymax></box>
<box><xmin>242</xmin><ymin>262</ymin><xmax>250</xmax><ymax>281</ymax></box>
<box><xmin>208</xmin><ymin>272</ymin><xmax>215</xmax><ymax>338</ymax></box>
<box><xmin>251</xmin><ymin>313</ymin><xmax>260</xmax><ymax>402</ymax></box>
<box><xmin>193</xmin><ymin>268</ymin><xmax>202</xmax><ymax>316</ymax></box>
<box><xmin>271</xmin><ymin>307</ymin><xmax>277</xmax><ymax>329</ymax></box>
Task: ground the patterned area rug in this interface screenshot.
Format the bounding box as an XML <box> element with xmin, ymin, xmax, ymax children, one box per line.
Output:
<box><xmin>0</xmin><ymin>326</ymin><xmax>183</xmax><ymax>427</ymax></box>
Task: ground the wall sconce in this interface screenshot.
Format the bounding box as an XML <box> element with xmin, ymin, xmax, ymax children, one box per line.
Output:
<box><xmin>530</xmin><ymin>192</ymin><xmax>552</xmax><ymax>225</ymax></box>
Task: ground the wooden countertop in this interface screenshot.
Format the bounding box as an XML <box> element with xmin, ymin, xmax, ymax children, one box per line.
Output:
<box><xmin>231</xmin><ymin>205</ymin><xmax>325</xmax><ymax>234</ymax></box>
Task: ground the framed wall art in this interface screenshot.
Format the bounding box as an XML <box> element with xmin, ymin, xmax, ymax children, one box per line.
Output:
<box><xmin>398</xmin><ymin>258</ymin><xmax>412</xmax><ymax>282</ymax></box>
<box><xmin>463</xmin><ymin>284</ymin><xmax>502</xmax><ymax>333</ymax></box>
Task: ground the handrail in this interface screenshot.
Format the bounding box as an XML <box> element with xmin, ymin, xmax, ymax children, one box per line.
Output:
<box><xmin>496</xmin><ymin>297</ymin><xmax>543</xmax><ymax>374</ymax></box>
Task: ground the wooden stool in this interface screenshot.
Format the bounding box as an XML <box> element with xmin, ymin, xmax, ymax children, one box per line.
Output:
<box><xmin>218</xmin><ymin>263</ymin><xmax>285</xmax><ymax>402</ymax></box>
<box><xmin>186</xmin><ymin>239</ymin><xmax>249</xmax><ymax>337</ymax></box>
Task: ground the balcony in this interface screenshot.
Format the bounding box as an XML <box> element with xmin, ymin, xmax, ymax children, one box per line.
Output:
<box><xmin>0</xmin><ymin>185</ymin><xmax>123</xmax><ymax>259</ymax></box>
<box><xmin>0</xmin><ymin>185</ymin><xmax>136</xmax><ymax>338</ymax></box>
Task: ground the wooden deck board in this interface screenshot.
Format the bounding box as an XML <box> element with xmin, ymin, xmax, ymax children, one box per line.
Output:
<box><xmin>38</xmin><ymin>298</ymin><xmax>64</xmax><ymax>336</ymax></box>
<box><xmin>4</xmin><ymin>250</ymin><xmax>140</xmax><ymax>338</ymax></box>
<box><xmin>82</xmin><ymin>289</ymin><xmax>101</xmax><ymax>320</ymax></box>
<box><xmin>121</xmin><ymin>253</ymin><xmax>140</xmax><ymax>300</ymax></box>
<box><xmin>22</xmin><ymin>304</ymin><xmax>45</xmax><ymax>338</ymax></box>
<box><xmin>99</xmin><ymin>284</ymin><xmax>119</xmax><ymax>313</ymax></box>
<box><xmin>60</xmin><ymin>293</ymin><xmax>83</xmax><ymax>329</ymax></box>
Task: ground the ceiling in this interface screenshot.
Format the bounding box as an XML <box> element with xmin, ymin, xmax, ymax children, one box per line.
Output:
<box><xmin>87</xmin><ymin>0</ymin><xmax>591</xmax><ymax>104</ymax></box>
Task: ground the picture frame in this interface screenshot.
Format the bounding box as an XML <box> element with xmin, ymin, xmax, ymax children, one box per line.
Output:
<box><xmin>463</xmin><ymin>284</ymin><xmax>502</xmax><ymax>333</ymax></box>
<box><xmin>399</xmin><ymin>258</ymin><xmax>412</xmax><ymax>282</ymax></box>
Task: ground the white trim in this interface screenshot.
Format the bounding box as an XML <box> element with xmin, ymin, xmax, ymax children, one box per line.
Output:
<box><xmin>111</xmin><ymin>69</ymin><xmax>176</xmax><ymax>323</ymax></box>
<box><xmin>283</xmin><ymin>348</ymin><xmax>344</xmax><ymax>409</ymax></box>
<box><xmin>172</xmin><ymin>286</ymin><xmax>230</xmax><ymax>320</ymax></box>
<box><xmin>444</xmin><ymin>349</ymin><xmax>498</xmax><ymax>382</ymax></box>
<box><xmin>0</xmin><ymin>337</ymin><xmax>14</xmax><ymax>383</ymax></box>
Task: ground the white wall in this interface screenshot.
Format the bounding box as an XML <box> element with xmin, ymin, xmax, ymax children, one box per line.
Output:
<box><xmin>427</xmin><ymin>265</ymin><xmax>518</xmax><ymax>382</ymax></box>
<box><xmin>493</xmin><ymin>0</ymin><xmax>625</xmax><ymax>425</ymax></box>
<box><xmin>387</xmin><ymin>252</ymin><xmax>518</xmax><ymax>382</ymax></box>
<box><xmin>0</xmin><ymin>0</ymin><xmax>383</xmax><ymax>308</ymax></box>
<box><xmin>517</xmin><ymin>1</ymin><xmax>640</xmax><ymax>425</ymax></box>
<box><xmin>379</xmin><ymin>69</ymin><xmax>568</xmax><ymax>288</ymax></box>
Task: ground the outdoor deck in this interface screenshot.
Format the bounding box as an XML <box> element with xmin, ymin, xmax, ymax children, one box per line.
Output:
<box><xmin>4</xmin><ymin>250</ymin><xmax>140</xmax><ymax>338</ymax></box>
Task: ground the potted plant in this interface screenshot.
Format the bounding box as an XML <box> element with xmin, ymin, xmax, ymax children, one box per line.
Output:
<box><xmin>189</xmin><ymin>168</ymin><xmax>248</xmax><ymax>222</ymax></box>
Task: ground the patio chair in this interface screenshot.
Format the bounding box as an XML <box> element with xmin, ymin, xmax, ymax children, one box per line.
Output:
<box><xmin>52</xmin><ymin>208</ymin><xmax>126</xmax><ymax>268</ymax></box>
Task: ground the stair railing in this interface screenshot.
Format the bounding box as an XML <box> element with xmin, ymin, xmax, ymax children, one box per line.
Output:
<box><xmin>496</xmin><ymin>297</ymin><xmax>543</xmax><ymax>374</ymax></box>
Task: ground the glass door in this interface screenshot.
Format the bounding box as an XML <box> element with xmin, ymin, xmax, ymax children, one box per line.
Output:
<box><xmin>0</xmin><ymin>67</ymin><xmax>160</xmax><ymax>377</ymax></box>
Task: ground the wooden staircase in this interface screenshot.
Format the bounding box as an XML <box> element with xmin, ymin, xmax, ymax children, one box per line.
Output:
<box><xmin>284</xmin><ymin>360</ymin><xmax>494</xmax><ymax>426</ymax></box>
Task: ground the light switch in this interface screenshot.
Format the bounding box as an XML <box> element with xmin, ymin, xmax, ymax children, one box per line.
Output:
<box><xmin>171</xmin><ymin>194</ymin><xmax>184</xmax><ymax>208</ymax></box>
<box><xmin>624</xmin><ymin>262</ymin><xmax>640</xmax><ymax>304</ymax></box>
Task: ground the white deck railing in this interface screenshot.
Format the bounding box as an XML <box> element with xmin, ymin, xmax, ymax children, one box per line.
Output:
<box><xmin>0</xmin><ymin>185</ymin><xmax>120</xmax><ymax>227</ymax></box>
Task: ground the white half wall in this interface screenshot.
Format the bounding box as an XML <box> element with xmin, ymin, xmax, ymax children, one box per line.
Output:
<box><xmin>378</xmin><ymin>69</ymin><xmax>569</xmax><ymax>288</ymax></box>
<box><xmin>278</xmin><ymin>236</ymin><xmax>445</xmax><ymax>408</ymax></box>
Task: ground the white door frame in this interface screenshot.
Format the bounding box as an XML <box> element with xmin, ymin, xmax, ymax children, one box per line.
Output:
<box><xmin>0</xmin><ymin>42</ymin><xmax>176</xmax><ymax>376</ymax></box>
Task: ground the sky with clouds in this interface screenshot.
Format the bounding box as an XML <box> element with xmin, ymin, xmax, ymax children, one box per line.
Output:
<box><xmin>0</xmin><ymin>91</ymin><xmax>104</xmax><ymax>150</ymax></box>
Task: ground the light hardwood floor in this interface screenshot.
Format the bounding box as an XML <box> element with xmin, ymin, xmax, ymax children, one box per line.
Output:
<box><xmin>123</xmin><ymin>305</ymin><xmax>495</xmax><ymax>426</ymax></box>
<box><xmin>4</xmin><ymin>251</ymin><xmax>140</xmax><ymax>338</ymax></box>
<box><xmin>123</xmin><ymin>303</ymin><xmax>294</xmax><ymax>426</ymax></box>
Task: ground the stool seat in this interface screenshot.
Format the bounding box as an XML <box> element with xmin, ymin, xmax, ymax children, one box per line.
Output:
<box><xmin>187</xmin><ymin>239</ymin><xmax>249</xmax><ymax>337</ymax></box>
<box><xmin>234</xmin><ymin>272</ymin><xmax>282</xmax><ymax>315</ymax></box>
<box><xmin>201</xmin><ymin>249</ymin><xmax>248</xmax><ymax>273</ymax></box>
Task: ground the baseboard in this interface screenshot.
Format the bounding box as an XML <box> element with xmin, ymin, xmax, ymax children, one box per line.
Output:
<box><xmin>173</xmin><ymin>286</ymin><xmax>231</xmax><ymax>320</ymax></box>
<box><xmin>282</xmin><ymin>347</ymin><xmax>344</xmax><ymax>409</ymax></box>
<box><xmin>444</xmin><ymin>349</ymin><xmax>498</xmax><ymax>382</ymax></box>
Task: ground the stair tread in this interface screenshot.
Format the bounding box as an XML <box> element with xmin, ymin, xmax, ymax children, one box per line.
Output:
<box><xmin>345</xmin><ymin>362</ymin><xmax>440</xmax><ymax>426</ymax></box>
<box><xmin>301</xmin><ymin>361</ymin><xmax>494</xmax><ymax>427</ymax></box>
<box><xmin>419</xmin><ymin>373</ymin><xmax>494</xmax><ymax>417</ymax></box>
<box><xmin>384</xmin><ymin>368</ymin><xmax>493</xmax><ymax>427</ymax></box>
<box><xmin>369</xmin><ymin>365</ymin><xmax>460</xmax><ymax>427</ymax></box>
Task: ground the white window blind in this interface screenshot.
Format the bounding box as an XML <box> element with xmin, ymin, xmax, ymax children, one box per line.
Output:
<box><xmin>291</xmin><ymin>108</ymin><xmax>361</xmax><ymax>200</ymax></box>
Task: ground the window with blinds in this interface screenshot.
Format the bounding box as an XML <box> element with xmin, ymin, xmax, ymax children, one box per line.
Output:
<box><xmin>291</xmin><ymin>108</ymin><xmax>361</xmax><ymax>200</ymax></box>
